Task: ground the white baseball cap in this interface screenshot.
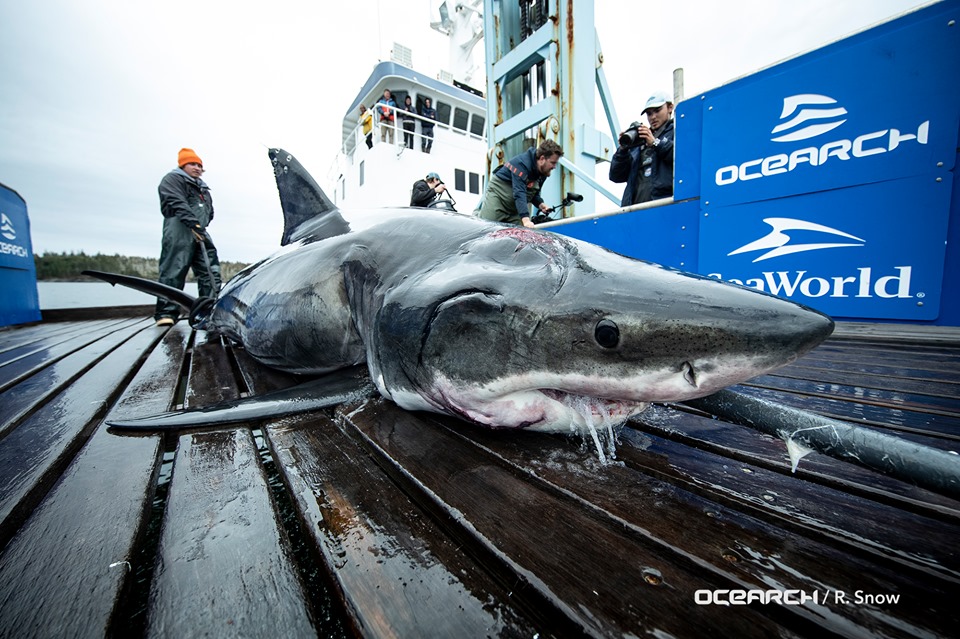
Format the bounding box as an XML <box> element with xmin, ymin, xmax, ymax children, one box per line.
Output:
<box><xmin>643</xmin><ymin>90</ymin><xmax>672</xmax><ymax>114</ymax></box>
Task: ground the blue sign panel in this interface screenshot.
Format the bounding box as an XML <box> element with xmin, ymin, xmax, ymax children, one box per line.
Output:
<box><xmin>0</xmin><ymin>183</ymin><xmax>40</xmax><ymax>326</ymax></box>
<box><xmin>699</xmin><ymin>7</ymin><xmax>960</xmax><ymax>208</ymax></box>
<box><xmin>699</xmin><ymin>175</ymin><xmax>951</xmax><ymax>321</ymax></box>
<box><xmin>0</xmin><ymin>184</ymin><xmax>34</xmax><ymax>271</ymax></box>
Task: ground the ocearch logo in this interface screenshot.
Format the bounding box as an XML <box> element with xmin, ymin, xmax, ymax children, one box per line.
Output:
<box><xmin>0</xmin><ymin>213</ymin><xmax>15</xmax><ymax>241</ymax></box>
<box><xmin>0</xmin><ymin>213</ymin><xmax>28</xmax><ymax>258</ymax></box>
<box><xmin>771</xmin><ymin>94</ymin><xmax>847</xmax><ymax>142</ymax></box>
<box><xmin>715</xmin><ymin>94</ymin><xmax>929</xmax><ymax>186</ymax></box>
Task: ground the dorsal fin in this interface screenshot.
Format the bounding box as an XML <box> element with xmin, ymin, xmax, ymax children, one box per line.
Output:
<box><xmin>269</xmin><ymin>148</ymin><xmax>349</xmax><ymax>245</ymax></box>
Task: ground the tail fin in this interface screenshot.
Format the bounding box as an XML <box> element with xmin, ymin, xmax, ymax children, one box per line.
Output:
<box><xmin>82</xmin><ymin>270</ymin><xmax>197</xmax><ymax>310</ymax></box>
<box><xmin>268</xmin><ymin>148</ymin><xmax>349</xmax><ymax>245</ymax></box>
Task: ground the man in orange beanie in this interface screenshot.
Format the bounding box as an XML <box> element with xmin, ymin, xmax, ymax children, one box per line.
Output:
<box><xmin>154</xmin><ymin>147</ymin><xmax>222</xmax><ymax>326</ymax></box>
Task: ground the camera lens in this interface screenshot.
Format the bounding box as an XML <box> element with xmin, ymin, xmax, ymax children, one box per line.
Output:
<box><xmin>619</xmin><ymin>129</ymin><xmax>638</xmax><ymax>146</ymax></box>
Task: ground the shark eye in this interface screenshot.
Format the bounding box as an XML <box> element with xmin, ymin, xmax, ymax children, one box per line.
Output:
<box><xmin>594</xmin><ymin>319</ymin><xmax>620</xmax><ymax>348</ymax></box>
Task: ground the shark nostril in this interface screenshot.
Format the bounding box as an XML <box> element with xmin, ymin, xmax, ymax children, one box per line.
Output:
<box><xmin>595</xmin><ymin>319</ymin><xmax>620</xmax><ymax>348</ymax></box>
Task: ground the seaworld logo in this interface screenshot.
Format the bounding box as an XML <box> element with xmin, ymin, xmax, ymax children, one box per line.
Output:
<box><xmin>714</xmin><ymin>94</ymin><xmax>929</xmax><ymax>186</ymax></box>
<box><xmin>728</xmin><ymin>218</ymin><xmax>864</xmax><ymax>263</ymax></box>
<box><xmin>713</xmin><ymin>217</ymin><xmax>913</xmax><ymax>300</ymax></box>
<box><xmin>709</xmin><ymin>266</ymin><xmax>913</xmax><ymax>300</ymax></box>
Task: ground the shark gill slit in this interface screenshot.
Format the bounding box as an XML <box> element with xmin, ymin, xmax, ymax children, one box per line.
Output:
<box><xmin>418</xmin><ymin>288</ymin><xmax>500</xmax><ymax>369</ymax></box>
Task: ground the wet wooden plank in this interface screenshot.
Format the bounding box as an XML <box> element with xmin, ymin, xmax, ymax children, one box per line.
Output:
<box><xmin>610</xmin><ymin>423</ymin><xmax>960</xmax><ymax>581</ymax></box>
<box><xmin>451</xmin><ymin>419</ymin><xmax>959</xmax><ymax>638</ymax></box>
<box><xmin>40</xmin><ymin>305</ymin><xmax>154</xmax><ymax>323</ymax></box>
<box><xmin>746</xmin><ymin>373</ymin><xmax>960</xmax><ymax>418</ymax></box>
<box><xmin>780</xmin><ymin>351</ymin><xmax>960</xmax><ymax>380</ymax></box>
<box><xmin>0</xmin><ymin>319</ymin><xmax>105</xmax><ymax>355</ymax></box>
<box><xmin>337</xmin><ymin>398</ymin><xmax>821</xmax><ymax>638</ymax></box>
<box><xmin>0</xmin><ymin>319</ymin><xmax>161</xmax><ymax>543</ymax></box>
<box><xmin>265</xmin><ymin>411</ymin><xmax>544</xmax><ymax>638</ymax></box>
<box><xmin>0</xmin><ymin>317</ymin><xmax>146</xmax><ymax>392</ymax></box>
<box><xmin>181</xmin><ymin>330</ymin><xmax>237</xmax><ymax>409</ymax></box>
<box><xmin>0</xmin><ymin>319</ymin><xmax>162</xmax><ymax>438</ymax></box>
<box><xmin>637</xmin><ymin>403</ymin><xmax>960</xmax><ymax>519</ymax></box>
<box><xmin>147</xmin><ymin>428</ymin><xmax>315</xmax><ymax>638</ymax></box>
<box><xmin>773</xmin><ymin>365</ymin><xmax>960</xmax><ymax>400</ymax></box>
<box><xmin>831</xmin><ymin>322</ymin><xmax>960</xmax><ymax>345</ymax></box>
<box><xmin>805</xmin><ymin>339</ymin><xmax>960</xmax><ymax>361</ymax></box>
<box><xmin>146</xmin><ymin>329</ymin><xmax>315</xmax><ymax>637</ymax></box>
<box><xmin>734</xmin><ymin>384</ymin><xmax>960</xmax><ymax>441</ymax></box>
<box><xmin>0</xmin><ymin>324</ymin><xmax>189</xmax><ymax>638</ymax></box>
<box><xmin>0</xmin><ymin>317</ymin><xmax>139</xmax><ymax>365</ymax></box>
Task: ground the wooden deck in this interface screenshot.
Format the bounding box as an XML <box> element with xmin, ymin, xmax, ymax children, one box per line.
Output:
<box><xmin>0</xmin><ymin>309</ymin><xmax>957</xmax><ymax>638</ymax></box>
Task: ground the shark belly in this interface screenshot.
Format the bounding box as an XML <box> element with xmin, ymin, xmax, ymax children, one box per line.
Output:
<box><xmin>211</xmin><ymin>243</ymin><xmax>365</xmax><ymax>374</ymax></box>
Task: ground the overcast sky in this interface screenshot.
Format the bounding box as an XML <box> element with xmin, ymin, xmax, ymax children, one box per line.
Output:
<box><xmin>0</xmin><ymin>0</ymin><xmax>928</xmax><ymax>263</ymax></box>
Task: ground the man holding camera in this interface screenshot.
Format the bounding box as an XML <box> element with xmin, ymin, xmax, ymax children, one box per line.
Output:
<box><xmin>410</xmin><ymin>172</ymin><xmax>447</xmax><ymax>207</ymax></box>
<box><xmin>609</xmin><ymin>90</ymin><xmax>675</xmax><ymax>206</ymax></box>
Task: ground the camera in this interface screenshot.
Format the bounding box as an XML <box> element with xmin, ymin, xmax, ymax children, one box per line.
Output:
<box><xmin>530</xmin><ymin>192</ymin><xmax>584</xmax><ymax>225</ymax></box>
<box><xmin>618</xmin><ymin>121</ymin><xmax>644</xmax><ymax>147</ymax></box>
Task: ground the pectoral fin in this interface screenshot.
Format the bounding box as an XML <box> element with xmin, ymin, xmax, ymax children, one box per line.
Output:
<box><xmin>108</xmin><ymin>367</ymin><xmax>374</xmax><ymax>431</ymax></box>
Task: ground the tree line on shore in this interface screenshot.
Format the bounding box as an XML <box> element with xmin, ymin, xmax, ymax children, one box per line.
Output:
<box><xmin>34</xmin><ymin>252</ymin><xmax>250</xmax><ymax>282</ymax></box>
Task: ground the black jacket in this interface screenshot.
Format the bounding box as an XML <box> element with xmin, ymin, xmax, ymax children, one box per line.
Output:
<box><xmin>410</xmin><ymin>179</ymin><xmax>438</xmax><ymax>207</ymax></box>
<box><xmin>399</xmin><ymin>102</ymin><xmax>417</xmax><ymax>123</ymax></box>
<box><xmin>609</xmin><ymin>118</ymin><xmax>674</xmax><ymax>206</ymax></box>
<box><xmin>158</xmin><ymin>168</ymin><xmax>214</xmax><ymax>228</ymax></box>
<box><xmin>419</xmin><ymin>105</ymin><xmax>437</xmax><ymax>131</ymax></box>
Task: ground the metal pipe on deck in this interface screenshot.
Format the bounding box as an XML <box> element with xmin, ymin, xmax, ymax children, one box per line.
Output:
<box><xmin>685</xmin><ymin>389</ymin><xmax>960</xmax><ymax>500</ymax></box>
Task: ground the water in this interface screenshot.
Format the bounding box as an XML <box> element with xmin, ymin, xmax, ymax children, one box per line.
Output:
<box><xmin>37</xmin><ymin>281</ymin><xmax>199</xmax><ymax>309</ymax></box>
<box><xmin>785</xmin><ymin>437</ymin><xmax>815</xmax><ymax>473</ymax></box>
<box><xmin>569</xmin><ymin>396</ymin><xmax>622</xmax><ymax>463</ymax></box>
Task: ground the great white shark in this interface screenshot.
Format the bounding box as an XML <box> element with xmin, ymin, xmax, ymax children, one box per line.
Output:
<box><xmin>86</xmin><ymin>148</ymin><xmax>834</xmax><ymax>433</ymax></box>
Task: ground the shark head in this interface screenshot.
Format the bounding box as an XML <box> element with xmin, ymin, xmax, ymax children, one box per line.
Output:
<box><xmin>375</xmin><ymin>227</ymin><xmax>834</xmax><ymax>434</ymax></box>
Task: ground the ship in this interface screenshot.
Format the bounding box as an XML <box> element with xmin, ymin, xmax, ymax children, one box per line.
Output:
<box><xmin>329</xmin><ymin>3</ymin><xmax>488</xmax><ymax>213</ymax></box>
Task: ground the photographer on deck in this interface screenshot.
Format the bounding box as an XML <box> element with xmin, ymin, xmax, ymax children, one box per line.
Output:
<box><xmin>609</xmin><ymin>90</ymin><xmax>675</xmax><ymax>206</ymax></box>
<box><xmin>410</xmin><ymin>172</ymin><xmax>448</xmax><ymax>207</ymax></box>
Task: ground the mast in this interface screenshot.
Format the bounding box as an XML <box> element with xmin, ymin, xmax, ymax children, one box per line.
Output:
<box><xmin>431</xmin><ymin>1</ymin><xmax>485</xmax><ymax>87</ymax></box>
<box><xmin>482</xmin><ymin>0</ymin><xmax>618</xmax><ymax>217</ymax></box>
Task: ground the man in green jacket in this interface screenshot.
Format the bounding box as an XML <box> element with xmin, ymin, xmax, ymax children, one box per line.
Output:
<box><xmin>154</xmin><ymin>148</ymin><xmax>222</xmax><ymax>326</ymax></box>
<box><xmin>478</xmin><ymin>140</ymin><xmax>563</xmax><ymax>228</ymax></box>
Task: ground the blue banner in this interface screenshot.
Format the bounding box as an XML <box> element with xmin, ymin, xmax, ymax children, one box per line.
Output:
<box><xmin>699</xmin><ymin>175</ymin><xmax>951</xmax><ymax>320</ymax></box>
<box><xmin>0</xmin><ymin>184</ymin><xmax>33</xmax><ymax>271</ymax></box>
<box><xmin>699</xmin><ymin>7</ymin><xmax>960</xmax><ymax>208</ymax></box>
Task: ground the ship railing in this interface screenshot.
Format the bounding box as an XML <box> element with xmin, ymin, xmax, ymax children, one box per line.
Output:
<box><xmin>341</xmin><ymin>102</ymin><xmax>485</xmax><ymax>161</ymax></box>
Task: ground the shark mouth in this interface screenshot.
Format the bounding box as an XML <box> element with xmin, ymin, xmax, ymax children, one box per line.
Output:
<box><xmin>539</xmin><ymin>389</ymin><xmax>648</xmax><ymax>423</ymax></box>
<box><xmin>417</xmin><ymin>373</ymin><xmax>667</xmax><ymax>435</ymax></box>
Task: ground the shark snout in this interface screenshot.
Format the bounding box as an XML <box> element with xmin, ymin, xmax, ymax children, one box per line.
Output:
<box><xmin>671</xmin><ymin>291</ymin><xmax>834</xmax><ymax>395</ymax></box>
<box><xmin>740</xmin><ymin>294</ymin><xmax>835</xmax><ymax>364</ymax></box>
<box><xmin>586</xmin><ymin>273</ymin><xmax>836</xmax><ymax>401</ymax></box>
